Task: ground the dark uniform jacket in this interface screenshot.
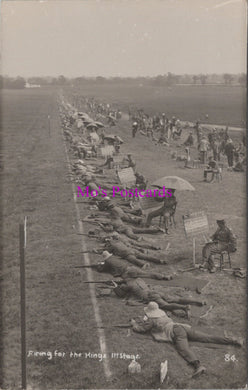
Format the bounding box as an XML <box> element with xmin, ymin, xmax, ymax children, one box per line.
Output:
<box><xmin>212</xmin><ymin>226</ymin><xmax>237</xmax><ymax>251</ymax></box>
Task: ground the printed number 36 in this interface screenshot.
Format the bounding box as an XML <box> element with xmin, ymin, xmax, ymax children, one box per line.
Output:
<box><xmin>225</xmin><ymin>354</ymin><xmax>237</xmax><ymax>362</ymax></box>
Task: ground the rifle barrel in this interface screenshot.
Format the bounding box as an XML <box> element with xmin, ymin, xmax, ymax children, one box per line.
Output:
<box><xmin>83</xmin><ymin>280</ymin><xmax>112</xmax><ymax>284</ymax></box>
<box><xmin>95</xmin><ymin>324</ymin><xmax>131</xmax><ymax>328</ymax></box>
<box><xmin>72</xmin><ymin>264</ymin><xmax>99</xmax><ymax>268</ymax></box>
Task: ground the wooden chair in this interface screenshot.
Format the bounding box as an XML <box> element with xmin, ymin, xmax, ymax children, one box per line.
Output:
<box><xmin>214</xmin><ymin>250</ymin><xmax>232</xmax><ymax>271</ymax></box>
<box><xmin>159</xmin><ymin>205</ymin><xmax>177</xmax><ymax>232</ymax></box>
<box><xmin>211</xmin><ymin>167</ymin><xmax>222</xmax><ymax>183</ymax></box>
<box><xmin>193</xmin><ymin>159</ymin><xmax>201</xmax><ymax>168</ymax></box>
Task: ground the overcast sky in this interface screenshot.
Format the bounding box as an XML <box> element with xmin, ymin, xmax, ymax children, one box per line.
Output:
<box><xmin>0</xmin><ymin>0</ymin><xmax>247</xmax><ymax>77</ymax></box>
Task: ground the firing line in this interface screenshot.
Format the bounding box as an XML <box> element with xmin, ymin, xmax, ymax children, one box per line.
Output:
<box><xmin>60</xmin><ymin>114</ymin><xmax>112</xmax><ymax>381</ymax></box>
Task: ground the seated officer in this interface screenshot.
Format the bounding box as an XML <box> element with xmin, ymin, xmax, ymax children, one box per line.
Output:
<box><xmin>201</xmin><ymin>219</ymin><xmax>237</xmax><ymax>273</ymax></box>
<box><xmin>145</xmin><ymin>189</ymin><xmax>177</xmax><ymax>233</ymax></box>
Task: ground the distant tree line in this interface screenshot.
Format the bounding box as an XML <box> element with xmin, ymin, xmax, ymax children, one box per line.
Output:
<box><xmin>0</xmin><ymin>72</ymin><xmax>246</xmax><ymax>89</ymax></box>
<box><xmin>71</xmin><ymin>73</ymin><xmax>246</xmax><ymax>86</ymax></box>
<box><xmin>51</xmin><ymin>72</ymin><xmax>247</xmax><ymax>87</ymax></box>
<box><xmin>0</xmin><ymin>76</ymin><xmax>26</xmax><ymax>89</ymax></box>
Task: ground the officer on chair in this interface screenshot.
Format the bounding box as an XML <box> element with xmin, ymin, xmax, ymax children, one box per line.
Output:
<box><xmin>201</xmin><ymin>219</ymin><xmax>237</xmax><ymax>273</ymax></box>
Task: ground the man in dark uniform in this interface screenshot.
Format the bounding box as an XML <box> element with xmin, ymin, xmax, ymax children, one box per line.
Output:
<box><xmin>104</xmin><ymin>238</ymin><xmax>165</xmax><ymax>266</ymax></box>
<box><xmin>193</xmin><ymin>120</ymin><xmax>201</xmax><ymax>143</ymax></box>
<box><xmin>184</xmin><ymin>131</ymin><xmax>194</xmax><ymax>146</ymax></box>
<box><xmin>225</xmin><ymin>138</ymin><xmax>235</xmax><ymax>167</ymax></box>
<box><xmin>135</xmin><ymin>172</ymin><xmax>147</xmax><ymax>190</ymax></box>
<box><xmin>106</xmin><ymin>202</ymin><xmax>143</xmax><ymax>225</ymax></box>
<box><xmin>83</xmin><ymin>214</ymin><xmax>164</xmax><ymax>241</ymax></box>
<box><xmin>113</xmin><ymin>277</ymin><xmax>206</xmax><ymax>317</ymax></box>
<box><xmin>132</xmin><ymin>122</ymin><xmax>138</xmax><ymax>138</ymax></box>
<box><xmin>131</xmin><ymin>302</ymin><xmax>243</xmax><ymax>378</ymax></box>
<box><xmin>94</xmin><ymin>250</ymin><xmax>173</xmax><ymax>280</ymax></box>
<box><xmin>126</xmin><ymin>154</ymin><xmax>136</xmax><ymax>170</ymax></box>
<box><xmin>145</xmin><ymin>189</ymin><xmax>177</xmax><ymax>233</ymax></box>
<box><xmin>201</xmin><ymin>219</ymin><xmax>237</xmax><ymax>273</ymax></box>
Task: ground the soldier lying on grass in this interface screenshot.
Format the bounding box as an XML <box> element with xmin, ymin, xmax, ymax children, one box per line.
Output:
<box><xmin>131</xmin><ymin>301</ymin><xmax>243</xmax><ymax>378</ymax></box>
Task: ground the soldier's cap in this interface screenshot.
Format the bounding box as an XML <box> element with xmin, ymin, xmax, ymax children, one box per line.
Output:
<box><xmin>216</xmin><ymin>218</ymin><xmax>225</xmax><ymax>223</ymax></box>
<box><xmin>84</xmin><ymin>174</ymin><xmax>92</xmax><ymax>181</ymax></box>
<box><xmin>102</xmin><ymin>250</ymin><xmax>112</xmax><ymax>260</ymax></box>
<box><xmin>122</xmin><ymin>268</ymin><xmax>137</xmax><ymax>279</ymax></box>
<box><xmin>144</xmin><ymin>302</ymin><xmax>166</xmax><ymax>319</ymax></box>
<box><xmin>102</xmin><ymin>196</ymin><xmax>111</xmax><ymax>201</ymax></box>
<box><xmin>97</xmin><ymin>261</ymin><xmax>105</xmax><ymax>268</ymax></box>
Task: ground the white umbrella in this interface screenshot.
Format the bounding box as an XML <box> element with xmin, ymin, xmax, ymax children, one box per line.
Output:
<box><xmin>152</xmin><ymin>176</ymin><xmax>195</xmax><ymax>191</ymax></box>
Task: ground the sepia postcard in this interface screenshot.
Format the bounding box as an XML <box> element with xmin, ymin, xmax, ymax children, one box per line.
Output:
<box><xmin>0</xmin><ymin>1</ymin><xmax>247</xmax><ymax>389</ymax></box>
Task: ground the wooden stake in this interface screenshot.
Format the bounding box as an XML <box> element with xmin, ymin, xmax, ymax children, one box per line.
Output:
<box><xmin>193</xmin><ymin>237</ymin><xmax>196</xmax><ymax>267</ymax></box>
<box><xmin>48</xmin><ymin>115</ymin><xmax>51</xmax><ymax>137</ymax></box>
<box><xmin>20</xmin><ymin>222</ymin><xmax>27</xmax><ymax>389</ymax></box>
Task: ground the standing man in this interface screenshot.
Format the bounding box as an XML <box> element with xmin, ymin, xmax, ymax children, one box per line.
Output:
<box><xmin>198</xmin><ymin>136</ymin><xmax>209</xmax><ymax>164</ymax></box>
<box><xmin>212</xmin><ymin>139</ymin><xmax>221</xmax><ymax>161</ymax></box>
<box><xmin>184</xmin><ymin>131</ymin><xmax>194</xmax><ymax>147</ymax></box>
<box><xmin>132</xmin><ymin>122</ymin><xmax>138</xmax><ymax>138</ymax></box>
<box><xmin>225</xmin><ymin>138</ymin><xmax>235</xmax><ymax>168</ymax></box>
<box><xmin>193</xmin><ymin>120</ymin><xmax>201</xmax><ymax>143</ymax></box>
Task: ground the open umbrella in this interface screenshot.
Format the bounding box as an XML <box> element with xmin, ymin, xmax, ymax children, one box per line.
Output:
<box><xmin>83</xmin><ymin>119</ymin><xmax>94</xmax><ymax>125</ymax></box>
<box><xmin>104</xmin><ymin>134</ymin><xmax>116</xmax><ymax>141</ymax></box>
<box><xmin>115</xmin><ymin>135</ymin><xmax>124</xmax><ymax>144</ymax></box>
<box><xmin>94</xmin><ymin>121</ymin><xmax>105</xmax><ymax>128</ymax></box>
<box><xmin>104</xmin><ymin>134</ymin><xmax>124</xmax><ymax>143</ymax></box>
<box><xmin>86</xmin><ymin>123</ymin><xmax>98</xmax><ymax>129</ymax></box>
<box><xmin>152</xmin><ymin>176</ymin><xmax>195</xmax><ymax>191</ymax></box>
<box><xmin>78</xmin><ymin>112</ymin><xmax>90</xmax><ymax>118</ymax></box>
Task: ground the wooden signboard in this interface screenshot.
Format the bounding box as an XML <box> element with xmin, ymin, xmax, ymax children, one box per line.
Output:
<box><xmin>99</xmin><ymin>145</ymin><xmax>114</xmax><ymax>157</ymax></box>
<box><xmin>113</xmin><ymin>155</ymin><xmax>124</xmax><ymax>164</ymax></box>
<box><xmin>183</xmin><ymin>211</ymin><xmax>209</xmax><ymax>238</ymax></box>
<box><xmin>113</xmin><ymin>155</ymin><xmax>125</xmax><ymax>169</ymax></box>
<box><xmin>183</xmin><ymin>211</ymin><xmax>209</xmax><ymax>266</ymax></box>
<box><xmin>117</xmin><ymin>167</ymin><xmax>136</xmax><ymax>186</ymax></box>
<box><xmin>138</xmin><ymin>196</ymin><xmax>161</xmax><ymax>211</ymax></box>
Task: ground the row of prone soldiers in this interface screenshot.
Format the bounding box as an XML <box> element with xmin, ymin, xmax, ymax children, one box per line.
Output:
<box><xmin>61</xmin><ymin>99</ymin><xmax>243</xmax><ymax>379</ymax></box>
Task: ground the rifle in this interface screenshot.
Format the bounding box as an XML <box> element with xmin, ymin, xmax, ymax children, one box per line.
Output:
<box><xmin>77</xmin><ymin>232</ymin><xmax>102</xmax><ymax>238</ymax></box>
<box><xmin>95</xmin><ymin>324</ymin><xmax>131</xmax><ymax>329</ymax></box>
<box><xmin>83</xmin><ymin>279</ymin><xmax>122</xmax><ymax>287</ymax></box>
<box><xmin>76</xmin><ymin>233</ymin><xmax>95</xmax><ymax>236</ymax></box>
<box><xmin>81</xmin><ymin>249</ymin><xmax>102</xmax><ymax>254</ymax></box>
<box><xmin>94</xmin><ymin>317</ymin><xmax>143</xmax><ymax>329</ymax></box>
<box><xmin>82</xmin><ymin>220</ymin><xmax>100</xmax><ymax>225</ymax></box>
<box><xmin>72</xmin><ymin>264</ymin><xmax>99</xmax><ymax>269</ymax></box>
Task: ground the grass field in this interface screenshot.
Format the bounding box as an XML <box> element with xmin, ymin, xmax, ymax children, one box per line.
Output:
<box><xmin>1</xmin><ymin>85</ymin><xmax>246</xmax><ymax>390</ymax></box>
<box><xmin>67</xmin><ymin>83</ymin><xmax>246</xmax><ymax>127</ymax></box>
